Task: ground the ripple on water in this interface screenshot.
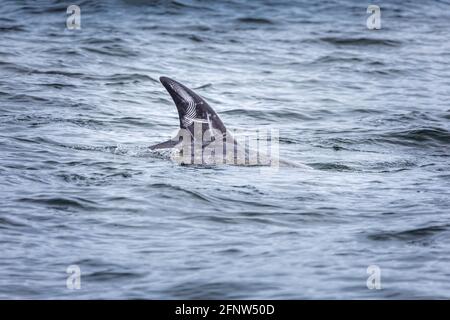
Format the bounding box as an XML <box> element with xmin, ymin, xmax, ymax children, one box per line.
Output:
<box><xmin>317</xmin><ymin>37</ymin><xmax>403</xmax><ymax>47</ymax></box>
<box><xmin>379</xmin><ymin>127</ymin><xmax>450</xmax><ymax>147</ymax></box>
<box><xmin>367</xmin><ymin>225</ymin><xmax>449</xmax><ymax>246</ymax></box>
<box><xmin>18</xmin><ymin>196</ymin><xmax>101</xmax><ymax>211</ymax></box>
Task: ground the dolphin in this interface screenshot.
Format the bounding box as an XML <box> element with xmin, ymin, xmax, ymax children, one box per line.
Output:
<box><xmin>150</xmin><ymin>76</ymin><xmax>291</xmax><ymax>168</ymax></box>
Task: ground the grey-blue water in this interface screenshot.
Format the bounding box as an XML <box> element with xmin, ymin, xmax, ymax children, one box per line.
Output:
<box><xmin>1</xmin><ymin>0</ymin><xmax>450</xmax><ymax>299</ymax></box>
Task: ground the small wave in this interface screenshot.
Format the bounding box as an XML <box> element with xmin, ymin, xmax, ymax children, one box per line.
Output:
<box><xmin>171</xmin><ymin>0</ymin><xmax>189</xmax><ymax>8</ymax></box>
<box><xmin>32</xmin><ymin>69</ymin><xmax>85</xmax><ymax>78</ymax></box>
<box><xmin>148</xmin><ymin>183</ymin><xmax>212</xmax><ymax>203</ymax></box>
<box><xmin>309</xmin><ymin>163</ymin><xmax>354</xmax><ymax>171</ymax></box>
<box><xmin>19</xmin><ymin>196</ymin><xmax>99</xmax><ymax>210</ymax></box>
<box><xmin>193</xmin><ymin>83</ymin><xmax>212</xmax><ymax>90</ymax></box>
<box><xmin>362</xmin><ymin>68</ymin><xmax>409</xmax><ymax>76</ymax></box>
<box><xmin>0</xmin><ymin>216</ymin><xmax>27</xmax><ymax>230</ymax></box>
<box><xmin>0</xmin><ymin>25</ymin><xmax>25</xmax><ymax>32</ymax></box>
<box><xmin>41</xmin><ymin>47</ymin><xmax>83</xmax><ymax>57</ymax></box>
<box><xmin>313</xmin><ymin>55</ymin><xmax>367</xmax><ymax>64</ymax></box>
<box><xmin>57</xmin><ymin>171</ymin><xmax>135</xmax><ymax>186</ymax></box>
<box><xmin>5</xmin><ymin>93</ymin><xmax>50</xmax><ymax>103</ymax></box>
<box><xmin>38</xmin><ymin>83</ymin><xmax>77</xmax><ymax>89</ymax></box>
<box><xmin>318</xmin><ymin>37</ymin><xmax>401</xmax><ymax>47</ymax></box>
<box><xmin>279</xmin><ymin>137</ymin><xmax>300</xmax><ymax>144</ymax></box>
<box><xmin>82</xmin><ymin>45</ymin><xmax>139</xmax><ymax>58</ymax></box>
<box><xmin>188</xmin><ymin>34</ymin><xmax>203</xmax><ymax>42</ymax></box>
<box><xmin>367</xmin><ymin>225</ymin><xmax>448</xmax><ymax>244</ymax></box>
<box><xmin>84</xmin><ymin>270</ymin><xmax>143</xmax><ymax>282</ymax></box>
<box><xmin>103</xmin><ymin>73</ymin><xmax>158</xmax><ymax>85</ymax></box>
<box><xmin>236</xmin><ymin>17</ymin><xmax>274</xmax><ymax>24</ymax></box>
<box><xmin>83</xmin><ymin>73</ymin><xmax>158</xmax><ymax>83</ymax></box>
<box><xmin>81</xmin><ymin>37</ymin><xmax>126</xmax><ymax>45</ymax></box>
<box><xmin>0</xmin><ymin>50</ymin><xmax>14</xmax><ymax>57</ymax></box>
<box><xmin>371</xmin><ymin>160</ymin><xmax>417</xmax><ymax>172</ymax></box>
<box><xmin>380</xmin><ymin>127</ymin><xmax>450</xmax><ymax>147</ymax></box>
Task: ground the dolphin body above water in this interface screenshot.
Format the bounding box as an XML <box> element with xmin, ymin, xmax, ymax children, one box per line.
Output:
<box><xmin>150</xmin><ymin>76</ymin><xmax>303</xmax><ymax>168</ymax></box>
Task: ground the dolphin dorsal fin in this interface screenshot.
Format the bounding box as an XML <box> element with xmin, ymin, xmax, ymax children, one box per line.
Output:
<box><xmin>159</xmin><ymin>76</ymin><xmax>227</xmax><ymax>138</ymax></box>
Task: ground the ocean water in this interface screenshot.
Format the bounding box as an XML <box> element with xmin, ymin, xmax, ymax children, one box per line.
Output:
<box><xmin>1</xmin><ymin>0</ymin><xmax>449</xmax><ymax>299</ymax></box>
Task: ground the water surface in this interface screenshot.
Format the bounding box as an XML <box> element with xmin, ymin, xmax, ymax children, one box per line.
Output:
<box><xmin>0</xmin><ymin>0</ymin><xmax>449</xmax><ymax>299</ymax></box>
